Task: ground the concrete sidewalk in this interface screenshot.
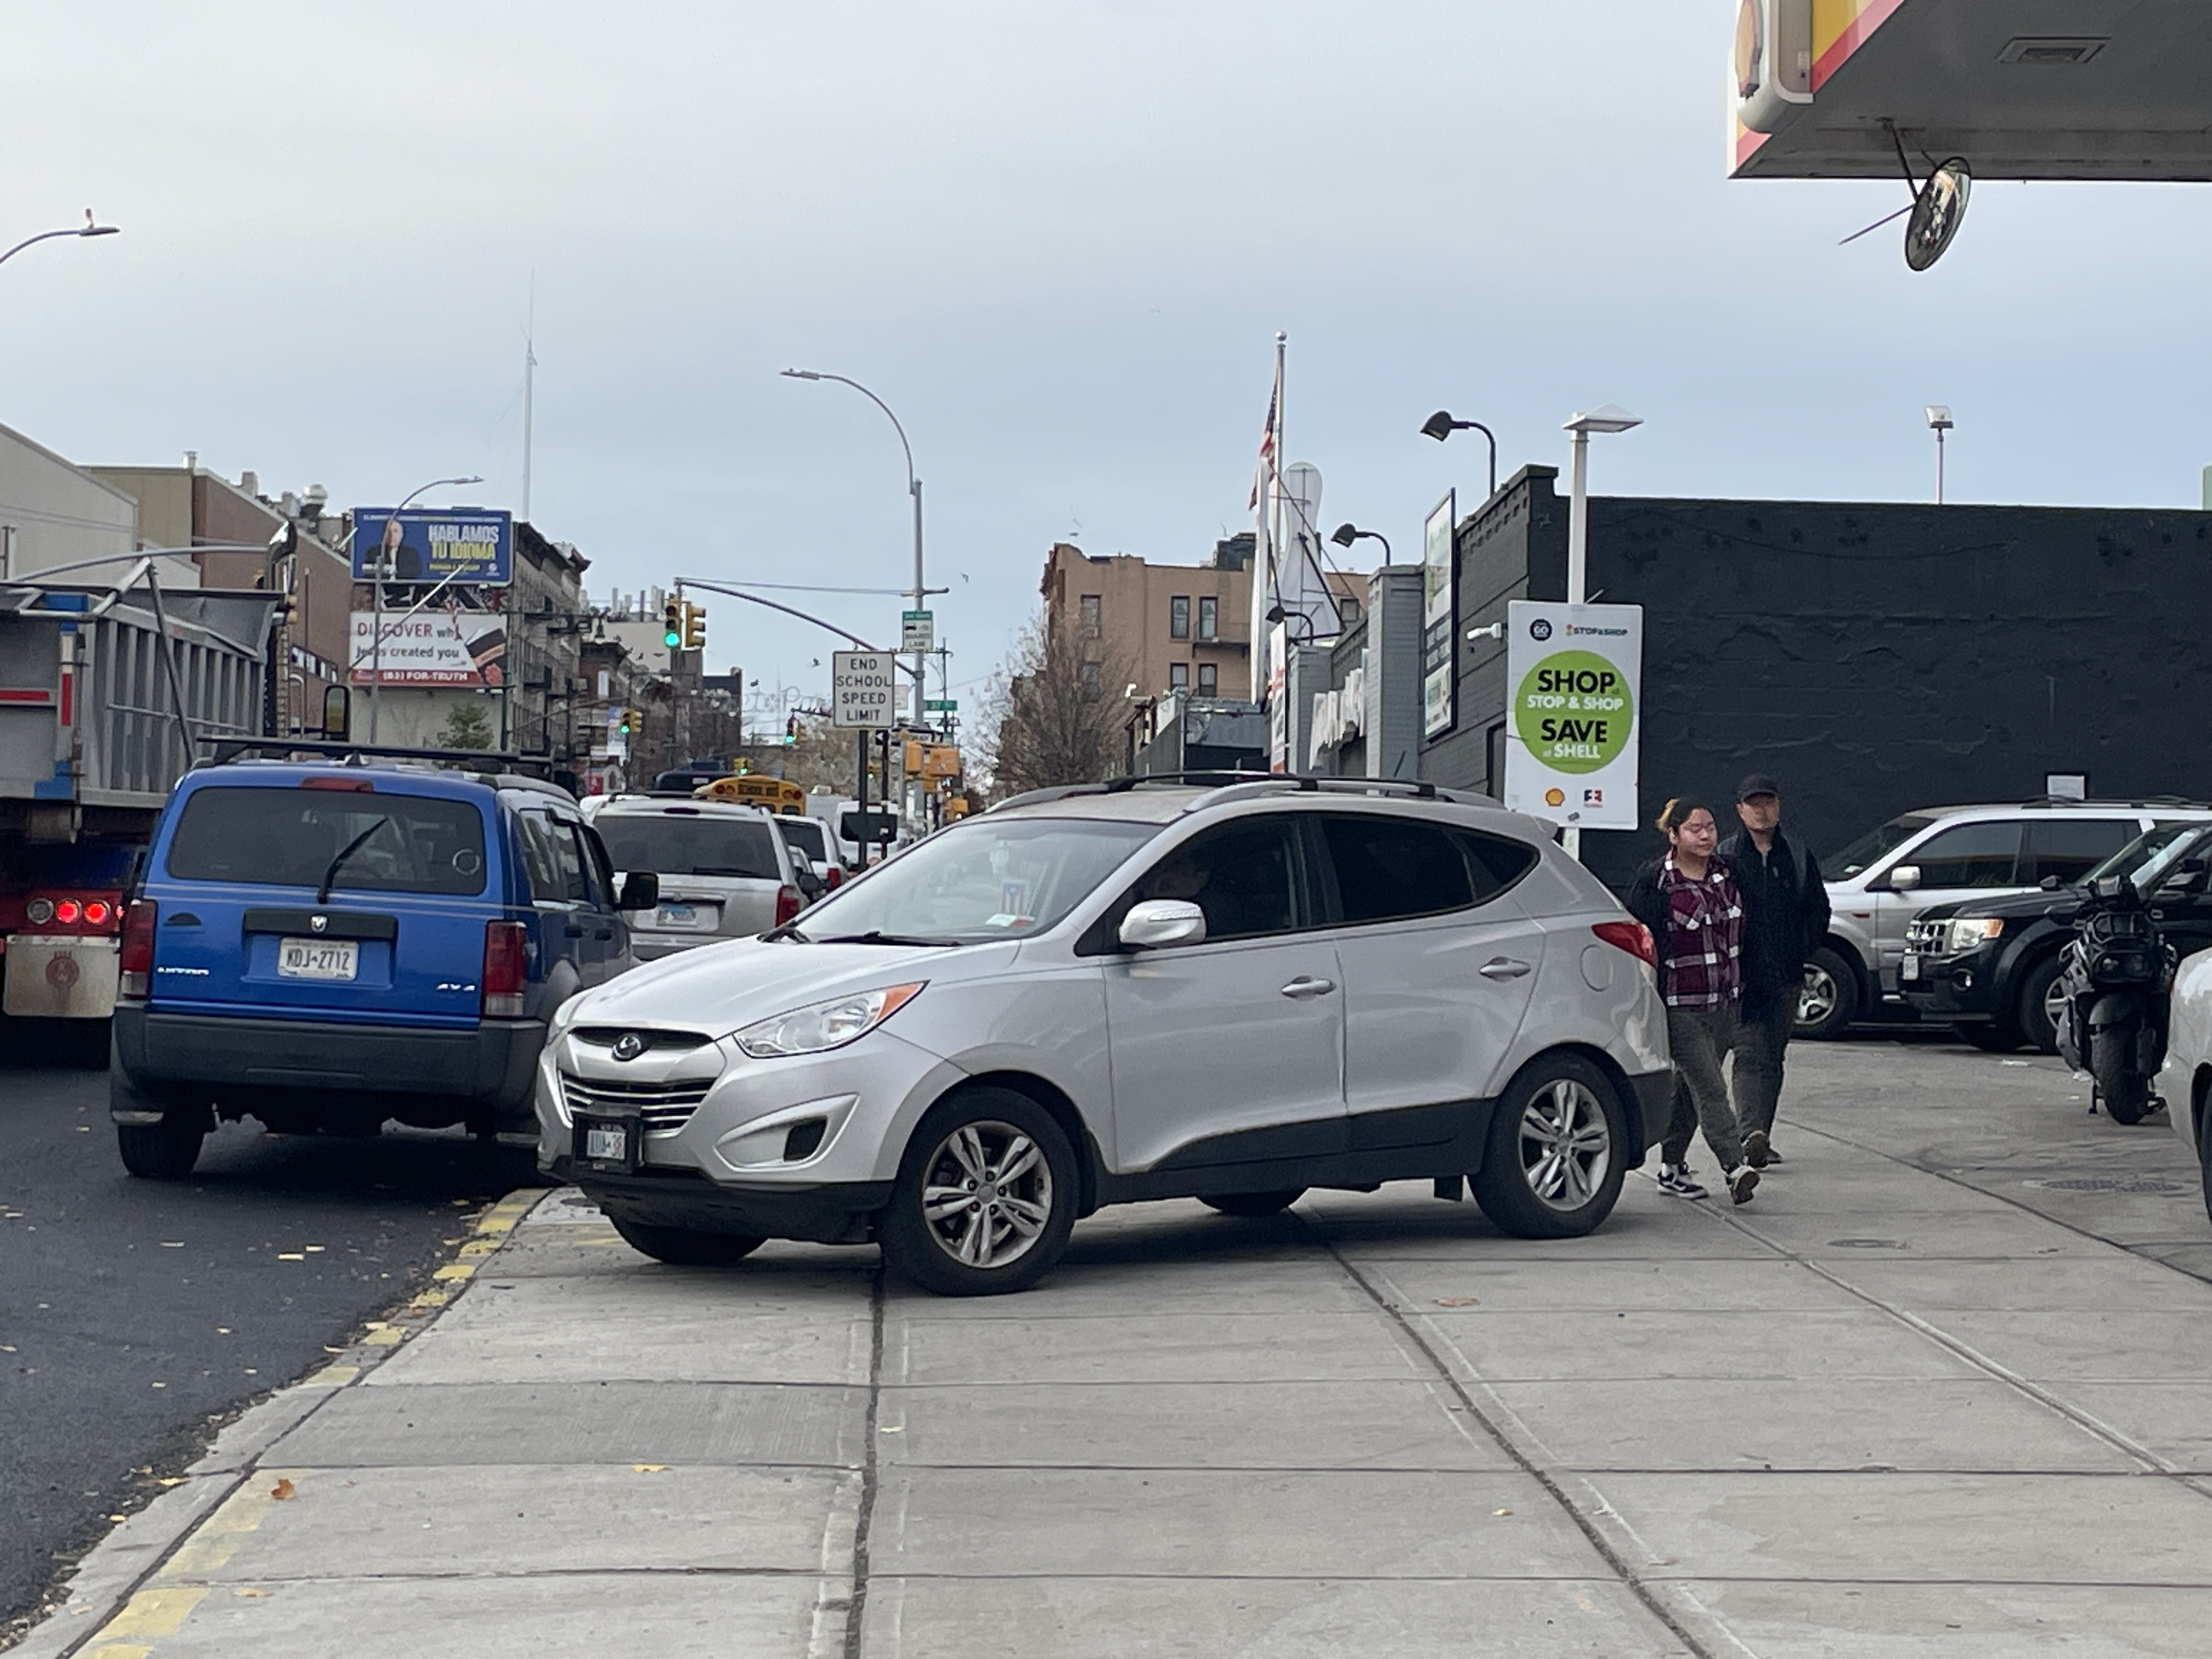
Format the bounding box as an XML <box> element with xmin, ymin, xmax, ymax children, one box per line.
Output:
<box><xmin>19</xmin><ymin>1041</ymin><xmax>2212</xmax><ymax>1658</ymax></box>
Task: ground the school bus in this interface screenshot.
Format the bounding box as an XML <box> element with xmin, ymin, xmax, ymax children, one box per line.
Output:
<box><xmin>692</xmin><ymin>775</ymin><xmax>807</xmax><ymax>815</ymax></box>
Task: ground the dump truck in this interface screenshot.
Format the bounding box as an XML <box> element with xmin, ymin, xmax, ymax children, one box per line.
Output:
<box><xmin>0</xmin><ymin>563</ymin><xmax>273</xmax><ymax>1048</ymax></box>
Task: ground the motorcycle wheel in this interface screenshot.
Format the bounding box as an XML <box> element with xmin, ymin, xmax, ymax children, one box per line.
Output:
<box><xmin>2093</xmin><ymin>1041</ymin><xmax>2152</xmax><ymax>1126</ymax></box>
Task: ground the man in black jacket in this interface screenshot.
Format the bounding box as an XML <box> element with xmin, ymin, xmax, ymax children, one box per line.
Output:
<box><xmin>1717</xmin><ymin>774</ymin><xmax>1830</xmax><ymax>1168</ymax></box>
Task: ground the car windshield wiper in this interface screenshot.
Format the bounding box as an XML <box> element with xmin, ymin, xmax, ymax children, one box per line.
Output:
<box><xmin>317</xmin><ymin>817</ymin><xmax>391</xmax><ymax>905</ymax></box>
<box><xmin>817</xmin><ymin>930</ymin><xmax>960</xmax><ymax>947</ymax></box>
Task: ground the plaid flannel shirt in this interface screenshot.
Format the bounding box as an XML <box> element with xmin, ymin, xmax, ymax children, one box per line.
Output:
<box><xmin>1657</xmin><ymin>856</ymin><xmax>1744</xmax><ymax>1011</ymax></box>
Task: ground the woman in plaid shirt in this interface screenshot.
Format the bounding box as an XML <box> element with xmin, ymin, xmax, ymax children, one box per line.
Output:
<box><xmin>1625</xmin><ymin>797</ymin><xmax>1760</xmax><ymax>1205</ymax></box>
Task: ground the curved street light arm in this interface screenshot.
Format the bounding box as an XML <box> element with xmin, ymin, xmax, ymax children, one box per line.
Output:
<box><xmin>781</xmin><ymin>370</ymin><xmax>915</xmax><ymax>489</ymax></box>
<box><xmin>0</xmin><ymin>218</ymin><xmax>121</xmax><ymax>269</ymax></box>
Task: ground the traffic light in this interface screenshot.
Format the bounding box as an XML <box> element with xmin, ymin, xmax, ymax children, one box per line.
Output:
<box><xmin>783</xmin><ymin>714</ymin><xmax>798</xmax><ymax>746</ymax></box>
<box><xmin>618</xmin><ymin>707</ymin><xmax>641</xmax><ymax>736</ymax></box>
<box><xmin>683</xmin><ymin>603</ymin><xmax>706</xmax><ymax>651</ymax></box>
<box><xmin>661</xmin><ymin>598</ymin><xmax>682</xmax><ymax>648</ymax></box>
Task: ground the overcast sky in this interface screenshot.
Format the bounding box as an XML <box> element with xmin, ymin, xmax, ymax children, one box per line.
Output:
<box><xmin>5</xmin><ymin>2</ymin><xmax>2209</xmax><ymax>704</ymax></box>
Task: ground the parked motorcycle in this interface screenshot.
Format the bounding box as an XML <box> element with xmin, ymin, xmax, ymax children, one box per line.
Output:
<box><xmin>2053</xmin><ymin>873</ymin><xmax>2175</xmax><ymax>1125</ymax></box>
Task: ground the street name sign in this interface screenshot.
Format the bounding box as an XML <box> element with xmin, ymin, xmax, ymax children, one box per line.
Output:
<box><xmin>924</xmin><ymin>697</ymin><xmax>957</xmax><ymax>713</ymax></box>
<box><xmin>831</xmin><ymin>651</ymin><xmax>898</xmax><ymax>729</ymax></box>
<box><xmin>1502</xmin><ymin>600</ymin><xmax>1643</xmax><ymax>831</ymax></box>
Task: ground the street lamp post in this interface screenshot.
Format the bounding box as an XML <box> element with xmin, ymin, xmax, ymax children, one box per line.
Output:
<box><xmin>0</xmin><ymin>211</ymin><xmax>120</xmax><ymax>270</ymax></box>
<box><xmin>1925</xmin><ymin>405</ymin><xmax>1954</xmax><ymax>504</ymax></box>
<box><xmin>1329</xmin><ymin>523</ymin><xmax>1392</xmax><ymax>565</ymax></box>
<box><xmin>780</xmin><ymin>370</ymin><xmax>928</xmax><ymax>733</ymax></box>
<box><xmin>1420</xmin><ymin>410</ymin><xmax>1498</xmax><ymax>501</ymax></box>
<box><xmin>1559</xmin><ymin>404</ymin><xmax>1642</xmax><ymax>860</ymax></box>
<box><xmin>366</xmin><ymin>475</ymin><xmax>485</xmax><ymax>742</ymax></box>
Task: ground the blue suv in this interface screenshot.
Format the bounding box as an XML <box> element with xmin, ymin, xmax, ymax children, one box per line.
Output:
<box><xmin>109</xmin><ymin>750</ymin><xmax>659</xmax><ymax>1178</ymax></box>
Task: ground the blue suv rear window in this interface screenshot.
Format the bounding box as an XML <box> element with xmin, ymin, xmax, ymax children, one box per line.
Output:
<box><xmin>166</xmin><ymin>786</ymin><xmax>488</xmax><ymax>896</ymax></box>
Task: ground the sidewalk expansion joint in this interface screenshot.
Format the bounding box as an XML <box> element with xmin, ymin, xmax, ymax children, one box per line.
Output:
<box><xmin>1322</xmin><ymin>1235</ymin><xmax>1725</xmax><ymax>1659</ymax></box>
<box><xmin>840</xmin><ymin>1264</ymin><xmax>888</xmax><ymax>1659</ymax></box>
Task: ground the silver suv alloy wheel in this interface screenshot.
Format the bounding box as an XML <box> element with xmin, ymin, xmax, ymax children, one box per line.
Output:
<box><xmin>921</xmin><ymin>1120</ymin><xmax>1054</xmax><ymax>1269</ymax></box>
<box><xmin>1517</xmin><ymin>1077</ymin><xmax>1612</xmax><ymax>1212</ymax></box>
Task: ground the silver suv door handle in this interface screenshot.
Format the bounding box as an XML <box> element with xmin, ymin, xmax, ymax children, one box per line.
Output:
<box><xmin>1480</xmin><ymin>958</ymin><xmax>1533</xmax><ymax>980</ymax></box>
<box><xmin>1280</xmin><ymin>976</ymin><xmax>1336</xmax><ymax>998</ymax></box>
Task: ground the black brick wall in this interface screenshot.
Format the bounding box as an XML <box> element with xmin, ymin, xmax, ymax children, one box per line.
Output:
<box><xmin>1426</xmin><ymin>467</ymin><xmax>2212</xmax><ymax>891</ymax></box>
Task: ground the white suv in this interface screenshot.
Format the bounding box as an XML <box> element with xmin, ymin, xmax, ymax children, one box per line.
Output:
<box><xmin>1804</xmin><ymin>799</ymin><xmax>2212</xmax><ymax>1038</ymax></box>
<box><xmin>537</xmin><ymin>777</ymin><xmax>1672</xmax><ymax>1294</ymax></box>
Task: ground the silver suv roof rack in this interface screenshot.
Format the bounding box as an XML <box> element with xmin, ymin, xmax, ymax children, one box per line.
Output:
<box><xmin>989</xmin><ymin>772</ymin><xmax>1494</xmax><ymax>815</ymax></box>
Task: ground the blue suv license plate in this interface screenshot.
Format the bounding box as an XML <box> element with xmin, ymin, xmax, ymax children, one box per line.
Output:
<box><xmin>574</xmin><ymin>1113</ymin><xmax>641</xmax><ymax>1173</ymax></box>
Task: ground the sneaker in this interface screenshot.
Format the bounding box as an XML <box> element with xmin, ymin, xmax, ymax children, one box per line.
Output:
<box><xmin>1726</xmin><ymin>1165</ymin><xmax>1760</xmax><ymax>1205</ymax></box>
<box><xmin>1742</xmin><ymin>1130</ymin><xmax>1772</xmax><ymax>1170</ymax></box>
<box><xmin>1655</xmin><ymin>1163</ymin><xmax>1709</xmax><ymax>1200</ymax></box>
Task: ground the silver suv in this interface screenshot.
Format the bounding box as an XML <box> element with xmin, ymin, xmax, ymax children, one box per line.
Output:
<box><xmin>1803</xmin><ymin>800</ymin><xmax>2212</xmax><ymax>1038</ymax></box>
<box><xmin>585</xmin><ymin>798</ymin><xmax>810</xmax><ymax>958</ymax></box>
<box><xmin>537</xmin><ymin>777</ymin><xmax>1672</xmax><ymax>1295</ymax></box>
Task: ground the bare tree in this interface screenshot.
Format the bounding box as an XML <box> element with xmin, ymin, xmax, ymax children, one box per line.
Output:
<box><xmin>973</xmin><ymin>614</ymin><xmax>1131</xmax><ymax>799</ymax></box>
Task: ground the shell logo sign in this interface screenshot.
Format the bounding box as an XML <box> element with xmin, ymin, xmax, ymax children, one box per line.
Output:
<box><xmin>1733</xmin><ymin>0</ymin><xmax>1902</xmax><ymax>172</ymax></box>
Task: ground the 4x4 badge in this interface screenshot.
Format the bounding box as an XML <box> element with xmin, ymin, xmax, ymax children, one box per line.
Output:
<box><xmin>310</xmin><ymin>915</ymin><xmax>328</xmax><ymax>933</ymax></box>
<box><xmin>610</xmin><ymin>1032</ymin><xmax>646</xmax><ymax>1062</ymax></box>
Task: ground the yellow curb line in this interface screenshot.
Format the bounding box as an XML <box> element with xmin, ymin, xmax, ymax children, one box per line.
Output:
<box><xmin>86</xmin><ymin>1585</ymin><xmax>208</xmax><ymax>1644</ymax></box>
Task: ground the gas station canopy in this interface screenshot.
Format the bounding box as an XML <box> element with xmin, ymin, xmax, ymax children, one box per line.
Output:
<box><xmin>1731</xmin><ymin>0</ymin><xmax>2212</xmax><ymax>181</ymax></box>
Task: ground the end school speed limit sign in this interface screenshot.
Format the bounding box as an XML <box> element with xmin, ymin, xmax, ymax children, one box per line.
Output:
<box><xmin>832</xmin><ymin>651</ymin><xmax>898</xmax><ymax>729</ymax></box>
<box><xmin>1501</xmin><ymin>600</ymin><xmax>1641</xmax><ymax>830</ymax></box>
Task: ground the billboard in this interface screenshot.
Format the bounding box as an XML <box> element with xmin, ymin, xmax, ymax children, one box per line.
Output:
<box><xmin>1501</xmin><ymin>600</ymin><xmax>1642</xmax><ymax>831</ymax></box>
<box><xmin>1421</xmin><ymin>491</ymin><xmax>1455</xmax><ymax>740</ymax></box>
<box><xmin>349</xmin><ymin>611</ymin><xmax>507</xmax><ymax>686</ymax></box>
<box><xmin>351</xmin><ymin>507</ymin><xmax>513</xmax><ymax>586</ymax></box>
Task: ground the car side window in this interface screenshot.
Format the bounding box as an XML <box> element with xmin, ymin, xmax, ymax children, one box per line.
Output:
<box><xmin>579</xmin><ymin>825</ymin><xmax>620</xmax><ymax>906</ymax></box>
<box><xmin>1318</xmin><ymin>815</ymin><xmax>1474</xmax><ymax>924</ymax></box>
<box><xmin>2022</xmin><ymin>819</ymin><xmax>2134</xmax><ymax>885</ymax></box>
<box><xmin>1903</xmin><ymin>822</ymin><xmax>2022</xmax><ymax>888</ymax></box>
<box><xmin>521</xmin><ymin>813</ymin><xmax>587</xmax><ymax>904</ymax></box>
<box><xmin>1123</xmin><ymin>814</ymin><xmax>1307</xmax><ymax>943</ymax></box>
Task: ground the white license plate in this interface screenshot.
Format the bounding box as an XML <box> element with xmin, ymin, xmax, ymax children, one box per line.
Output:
<box><xmin>584</xmin><ymin>1124</ymin><xmax>629</xmax><ymax>1162</ymax></box>
<box><xmin>653</xmin><ymin>903</ymin><xmax>713</xmax><ymax>931</ymax></box>
<box><xmin>1900</xmin><ymin>956</ymin><xmax>1920</xmax><ymax>982</ymax></box>
<box><xmin>278</xmin><ymin>938</ymin><xmax>358</xmax><ymax>980</ymax></box>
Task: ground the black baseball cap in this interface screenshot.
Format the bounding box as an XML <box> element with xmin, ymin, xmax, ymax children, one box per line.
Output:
<box><xmin>1736</xmin><ymin>773</ymin><xmax>1781</xmax><ymax>802</ymax></box>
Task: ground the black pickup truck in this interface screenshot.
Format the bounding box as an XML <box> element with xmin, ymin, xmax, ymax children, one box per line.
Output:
<box><xmin>1901</xmin><ymin>823</ymin><xmax>2212</xmax><ymax>1052</ymax></box>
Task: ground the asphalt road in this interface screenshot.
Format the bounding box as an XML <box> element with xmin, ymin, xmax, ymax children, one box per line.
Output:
<box><xmin>0</xmin><ymin>1037</ymin><xmax>538</xmax><ymax>1630</ymax></box>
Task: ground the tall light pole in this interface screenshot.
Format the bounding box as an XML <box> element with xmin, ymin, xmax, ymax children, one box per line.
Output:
<box><xmin>366</xmin><ymin>475</ymin><xmax>484</xmax><ymax>742</ymax></box>
<box><xmin>0</xmin><ymin>210</ymin><xmax>120</xmax><ymax>270</ymax></box>
<box><xmin>780</xmin><ymin>370</ymin><xmax>928</xmax><ymax>733</ymax></box>
<box><xmin>1925</xmin><ymin>405</ymin><xmax>1954</xmax><ymax>504</ymax></box>
<box><xmin>1560</xmin><ymin>405</ymin><xmax>1642</xmax><ymax>861</ymax></box>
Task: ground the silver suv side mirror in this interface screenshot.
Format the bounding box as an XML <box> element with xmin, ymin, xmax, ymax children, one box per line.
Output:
<box><xmin>1118</xmin><ymin>898</ymin><xmax>1207</xmax><ymax>950</ymax></box>
<box><xmin>1887</xmin><ymin>864</ymin><xmax>1921</xmax><ymax>892</ymax></box>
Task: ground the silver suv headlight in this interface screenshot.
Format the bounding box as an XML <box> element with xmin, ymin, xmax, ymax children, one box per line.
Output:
<box><xmin>733</xmin><ymin>982</ymin><xmax>924</xmax><ymax>1059</ymax></box>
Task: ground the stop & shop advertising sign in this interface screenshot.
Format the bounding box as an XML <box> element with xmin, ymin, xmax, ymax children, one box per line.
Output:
<box><xmin>1502</xmin><ymin>600</ymin><xmax>1642</xmax><ymax>830</ymax></box>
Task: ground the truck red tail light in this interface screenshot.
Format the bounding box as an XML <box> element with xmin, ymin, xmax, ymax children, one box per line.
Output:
<box><xmin>118</xmin><ymin>899</ymin><xmax>157</xmax><ymax>998</ymax></box>
<box><xmin>775</xmin><ymin>885</ymin><xmax>804</xmax><ymax>927</ymax></box>
<box><xmin>82</xmin><ymin>900</ymin><xmax>112</xmax><ymax>927</ymax></box>
<box><xmin>54</xmin><ymin>899</ymin><xmax>81</xmax><ymax>924</ymax></box>
<box><xmin>482</xmin><ymin>921</ymin><xmax>529</xmax><ymax>1019</ymax></box>
<box><xmin>1592</xmin><ymin>919</ymin><xmax>1656</xmax><ymax>969</ymax></box>
<box><xmin>21</xmin><ymin>893</ymin><xmax>123</xmax><ymax>933</ymax></box>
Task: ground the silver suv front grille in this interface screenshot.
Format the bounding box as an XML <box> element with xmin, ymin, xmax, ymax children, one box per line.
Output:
<box><xmin>561</xmin><ymin>1073</ymin><xmax>715</xmax><ymax>1133</ymax></box>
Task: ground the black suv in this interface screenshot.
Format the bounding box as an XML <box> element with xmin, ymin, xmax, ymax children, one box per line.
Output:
<box><xmin>1901</xmin><ymin>823</ymin><xmax>2212</xmax><ymax>1052</ymax></box>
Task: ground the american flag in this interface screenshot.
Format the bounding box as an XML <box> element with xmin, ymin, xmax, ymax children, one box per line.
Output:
<box><xmin>1247</xmin><ymin>383</ymin><xmax>1277</xmax><ymax>511</ymax></box>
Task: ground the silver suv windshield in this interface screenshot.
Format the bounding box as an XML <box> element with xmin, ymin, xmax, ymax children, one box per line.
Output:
<box><xmin>791</xmin><ymin>817</ymin><xmax>1161</xmax><ymax>944</ymax></box>
<box><xmin>1829</xmin><ymin>813</ymin><xmax>1936</xmax><ymax>879</ymax></box>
